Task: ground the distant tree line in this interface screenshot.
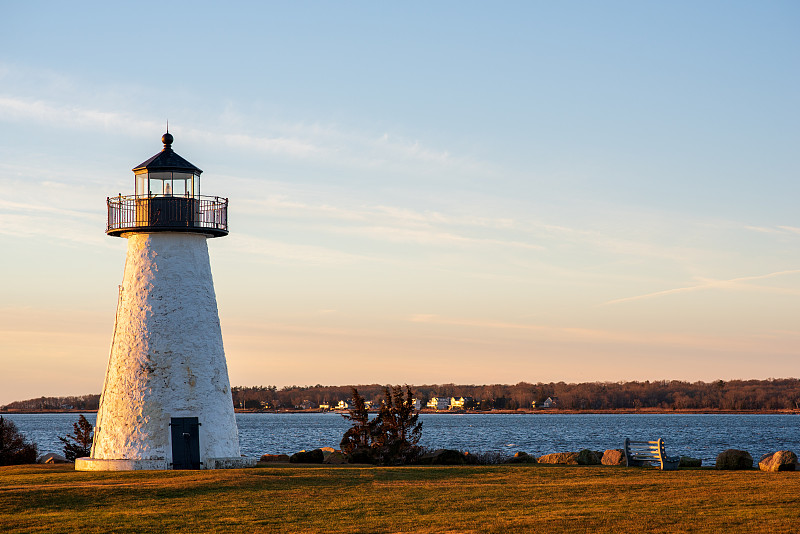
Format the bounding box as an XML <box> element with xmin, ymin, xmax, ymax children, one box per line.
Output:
<box><xmin>2</xmin><ymin>394</ymin><xmax>100</xmax><ymax>412</ymax></box>
<box><xmin>4</xmin><ymin>379</ymin><xmax>800</xmax><ymax>412</ymax></box>
<box><xmin>230</xmin><ymin>379</ymin><xmax>800</xmax><ymax>411</ymax></box>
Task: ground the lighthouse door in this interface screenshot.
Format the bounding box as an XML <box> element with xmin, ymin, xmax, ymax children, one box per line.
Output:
<box><xmin>170</xmin><ymin>417</ymin><xmax>200</xmax><ymax>469</ymax></box>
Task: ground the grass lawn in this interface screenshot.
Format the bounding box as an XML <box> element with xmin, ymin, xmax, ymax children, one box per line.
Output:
<box><xmin>1</xmin><ymin>463</ymin><xmax>798</xmax><ymax>533</ymax></box>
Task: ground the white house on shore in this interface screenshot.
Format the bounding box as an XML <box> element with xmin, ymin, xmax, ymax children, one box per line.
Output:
<box><xmin>543</xmin><ymin>396</ymin><xmax>559</xmax><ymax>408</ymax></box>
<box><xmin>449</xmin><ymin>396</ymin><xmax>474</xmax><ymax>410</ymax></box>
<box><xmin>427</xmin><ymin>397</ymin><xmax>451</xmax><ymax>410</ymax></box>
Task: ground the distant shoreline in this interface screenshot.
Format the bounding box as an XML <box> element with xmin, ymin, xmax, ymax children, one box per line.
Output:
<box><xmin>3</xmin><ymin>408</ymin><xmax>798</xmax><ymax>415</ymax></box>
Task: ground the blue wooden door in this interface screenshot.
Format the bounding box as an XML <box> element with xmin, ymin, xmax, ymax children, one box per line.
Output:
<box><xmin>170</xmin><ymin>417</ymin><xmax>200</xmax><ymax>469</ymax></box>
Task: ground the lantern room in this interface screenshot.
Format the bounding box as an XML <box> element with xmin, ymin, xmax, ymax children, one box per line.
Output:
<box><xmin>106</xmin><ymin>132</ymin><xmax>228</xmax><ymax>238</ymax></box>
<box><xmin>133</xmin><ymin>132</ymin><xmax>201</xmax><ymax>198</ymax></box>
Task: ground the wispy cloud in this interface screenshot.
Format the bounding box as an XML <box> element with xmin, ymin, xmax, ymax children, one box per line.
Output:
<box><xmin>239</xmin><ymin>195</ymin><xmax>368</xmax><ymax>222</ymax></box>
<box><xmin>0</xmin><ymin>173</ymin><xmax>109</xmax><ymax>245</ymax></box>
<box><xmin>188</xmin><ymin>130</ymin><xmax>324</xmax><ymax>159</ymax></box>
<box><xmin>408</xmin><ymin>314</ymin><xmax>653</xmax><ymax>345</ymax></box>
<box><xmin>745</xmin><ymin>225</ymin><xmax>800</xmax><ymax>235</ymax></box>
<box><xmin>237</xmin><ymin>190</ymin><xmax>740</xmax><ymax>268</ymax></box>
<box><xmin>240</xmin><ymin>195</ymin><xmax>543</xmax><ymax>251</ymax></box>
<box><xmin>406</xmin><ymin>313</ymin><xmax>798</xmax><ymax>353</ymax></box>
<box><xmin>603</xmin><ymin>269</ymin><xmax>800</xmax><ymax>305</ymax></box>
<box><xmin>372</xmin><ymin>133</ymin><xmax>454</xmax><ymax>165</ymax></box>
<box><xmin>0</xmin><ymin>96</ymin><xmax>157</xmax><ymax>135</ymax></box>
<box><xmin>0</xmin><ymin>94</ymin><xmax>324</xmax><ymax>158</ymax></box>
<box><xmin>328</xmin><ymin>224</ymin><xmax>545</xmax><ymax>250</ymax></box>
<box><xmin>226</xmin><ymin>234</ymin><xmax>374</xmax><ymax>265</ymax></box>
<box><xmin>0</xmin><ymin>198</ymin><xmax>95</xmax><ymax>220</ymax></box>
<box><xmin>242</xmin><ymin>195</ymin><xmax>519</xmax><ymax>231</ymax></box>
<box><xmin>0</xmin><ymin>91</ymin><xmax>489</xmax><ymax>177</ymax></box>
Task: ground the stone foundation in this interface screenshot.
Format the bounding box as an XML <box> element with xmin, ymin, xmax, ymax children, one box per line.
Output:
<box><xmin>75</xmin><ymin>458</ymin><xmax>169</xmax><ymax>471</ymax></box>
<box><xmin>205</xmin><ymin>457</ymin><xmax>259</xmax><ymax>469</ymax></box>
<box><xmin>76</xmin><ymin>456</ymin><xmax>258</xmax><ymax>471</ymax></box>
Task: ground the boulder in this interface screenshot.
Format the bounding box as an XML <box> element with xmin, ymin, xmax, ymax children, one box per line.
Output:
<box><xmin>289</xmin><ymin>449</ymin><xmax>325</xmax><ymax>464</ymax></box>
<box><xmin>463</xmin><ymin>451</ymin><xmax>480</xmax><ymax>465</ymax></box>
<box><xmin>39</xmin><ymin>453</ymin><xmax>69</xmax><ymax>464</ymax></box>
<box><xmin>417</xmin><ymin>449</ymin><xmax>466</xmax><ymax>465</ymax></box>
<box><xmin>324</xmin><ymin>451</ymin><xmax>347</xmax><ymax>465</ymax></box>
<box><xmin>537</xmin><ymin>452</ymin><xmax>580</xmax><ymax>465</ymax></box>
<box><xmin>577</xmin><ymin>449</ymin><xmax>602</xmax><ymax>465</ymax></box>
<box><xmin>601</xmin><ymin>449</ymin><xmax>626</xmax><ymax>466</ymax></box>
<box><xmin>507</xmin><ymin>451</ymin><xmax>537</xmax><ymax>464</ymax></box>
<box><xmin>758</xmin><ymin>451</ymin><xmax>797</xmax><ymax>472</ymax></box>
<box><xmin>346</xmin><ymin>447</ymin><xmax>375</xmax><ymax>464</ymax></box>
<box><xmin>320</xmin><ymin>447</ymin><xmax>336</xmax><ymax>453</ymax></box>
<box><xmin>715</xmin><ymin>449</ymin><xmax>753</xmax><ymax>470</ymax></box>
<box><xmin>679</xmin><ymin>456</ymin><xmax>702</xmax><ymax>468</ymax></box>
<box><xmin>259</xmin><ymin>454</ymin><xmax>290</xmax><ymax>463</ymax></box>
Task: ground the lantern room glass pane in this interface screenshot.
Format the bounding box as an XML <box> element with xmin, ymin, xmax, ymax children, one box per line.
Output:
<box><xmin>149</xmin><ymin>179</ymin><xmax>164</xmax><ymax>196</ymax></box>
<box><xmin>136</xmin><ymin>174</ymin><xmax>147</xmax><ymax>196</ymax></box>
<box><xmin>147</xmin><ymin>172</ymin><xmax>170</xmax><ymax>196</ymax></box>
<box><xmin>172</xmin><ymin>178</ymin><xmax>187</xmax><ymax>195</ymax></box>
<box><xmin>190</xmin><ymin>174</ymin><xmax>199</xmax><ymax>197</ymax></box>
<box><xmin>167</xmin><ymin>173</ymin><xmax>190</xmax><ymax>197</ymax></box>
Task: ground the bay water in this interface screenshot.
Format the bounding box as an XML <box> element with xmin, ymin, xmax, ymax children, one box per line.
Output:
<box><xmin>4</xmin><ymin>412</ymin><xmax>798</xmax><ymax>464</ymax></box>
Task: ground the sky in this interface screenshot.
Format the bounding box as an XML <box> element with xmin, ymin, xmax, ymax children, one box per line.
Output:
<box><xmin>1</xmin><ymin>1</ymin><xmax>798</xmax><ymax>405</ymax></box>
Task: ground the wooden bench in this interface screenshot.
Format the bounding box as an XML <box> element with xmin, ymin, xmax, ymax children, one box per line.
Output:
<box><xmin>624</xmin><ymin>438</ymin><xmax>680</xmax><ymax>470</ymax></box>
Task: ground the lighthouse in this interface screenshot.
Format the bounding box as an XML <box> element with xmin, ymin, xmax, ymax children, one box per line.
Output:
<box><xmin>76</xmin><ymin>132</ymin><xmax>254</xmax><ymax>470</ymax></box>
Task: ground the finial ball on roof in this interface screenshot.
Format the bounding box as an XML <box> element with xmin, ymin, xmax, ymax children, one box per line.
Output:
<box><xmin>162</xmin><ymin>132</ymin><xmax>174</xmax><ymax>148</ymax></box>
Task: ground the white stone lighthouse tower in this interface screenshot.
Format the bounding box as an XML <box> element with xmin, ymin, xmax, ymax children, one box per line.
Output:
<box><xmin>76</xmin><ymin>132</ymin><xmax>254</xmax><ymax>471</ymax></box>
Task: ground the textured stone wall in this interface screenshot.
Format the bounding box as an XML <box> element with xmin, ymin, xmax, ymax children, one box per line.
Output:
<box><xmin>92</xmin><ymin>232</ymin><xmax>241</xmax><ymax>466</ymax></box>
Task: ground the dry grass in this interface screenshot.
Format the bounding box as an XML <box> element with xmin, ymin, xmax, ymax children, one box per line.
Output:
<box><xmin>1</xmin><ymin>463</ymin><xmax>798</xmax><ymax>533</ymax></box>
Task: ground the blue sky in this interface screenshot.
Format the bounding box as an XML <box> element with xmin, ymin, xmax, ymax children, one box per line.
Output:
<box><xmin>1</xmin><ymin>1</ymin><xmax>798</xmax><ymax>405</ymax></box>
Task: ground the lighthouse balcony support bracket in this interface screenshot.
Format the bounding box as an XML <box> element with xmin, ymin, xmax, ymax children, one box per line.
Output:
<box><xmin>107</xmin><ymin>194</ymin><xmax>228</xmax><ymax>237</ymax></box>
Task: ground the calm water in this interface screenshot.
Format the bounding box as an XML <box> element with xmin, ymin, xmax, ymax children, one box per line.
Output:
<box><xmin>4</xmin><ymin>412</ymin><xmax>798</xmax><ymax>463</ymax></box>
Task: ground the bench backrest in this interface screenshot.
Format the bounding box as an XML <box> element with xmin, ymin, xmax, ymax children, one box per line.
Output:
<box><xmin>625</xmin><ymin>437</ymin><xmax>667</xmax><ymax>463</ymax></box>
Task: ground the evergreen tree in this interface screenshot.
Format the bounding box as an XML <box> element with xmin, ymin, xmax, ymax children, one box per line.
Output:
<box><xmin>339</xmin><ymin>385</ymin><xmax>424</xmax><ymax>465</ymax></box>
<box><xmin>58</xmin><ymin>414</ymin><xmax>93</xmax><ymax>461</ymax></box>
<box><xmin>339</xmin><ymin>387</ymin><xmax>376</xmax><ymax>462</ymax></box>
<box><xmin>373</xmin><ymin>385</ymin><xmax>423</xmax><ymax>465</ymax></box>
<box><xmin>0</xmin><ymin>416</ymin><xmax>39</xmax><ymax>465</ymax></box>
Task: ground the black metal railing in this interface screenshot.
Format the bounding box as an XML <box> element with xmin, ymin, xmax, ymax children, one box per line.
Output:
<box><xmin>107</xmin><ymin>194</ymin><xmax>228</xmax><ymax>237</ymax></box>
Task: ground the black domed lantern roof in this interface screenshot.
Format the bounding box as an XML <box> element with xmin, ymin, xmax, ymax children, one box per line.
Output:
<box><xmin>133</xmin><ymin>133</ymin><xmax>203</xmax><ymax>175</ymax></box>
<box><xmin>107</xmin><ymin>132</ymin><xmax>228</xmax><ymax>238</ymax></box>
<box><xmin>132</xmin><ymin>132</ymin><xmax>203</xmax><ymax>198</ymax></box>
